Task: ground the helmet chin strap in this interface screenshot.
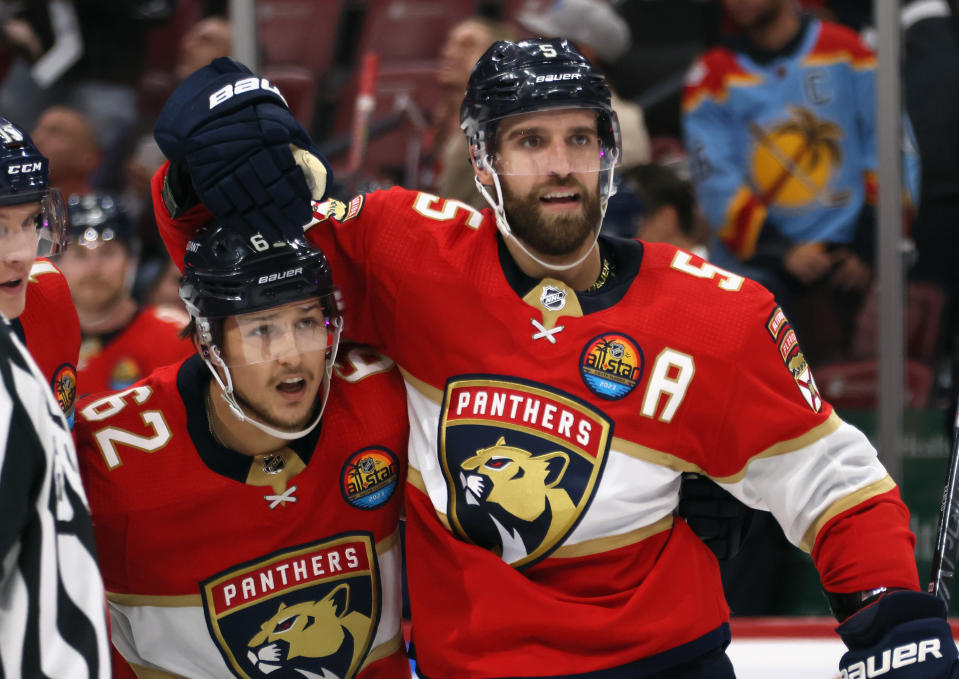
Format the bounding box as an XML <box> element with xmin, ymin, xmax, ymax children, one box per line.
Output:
<box><xmin>474</xmin><ymin>159</ymin><xmax>617</xmax><ymax>275</ymax></box>
<box><xmin>202</xmin><ymin>317</ymin><xmax>343</xmax><ymax>441</ymax></box>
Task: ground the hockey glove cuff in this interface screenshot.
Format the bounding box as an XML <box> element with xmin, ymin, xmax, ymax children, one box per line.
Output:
<box><xmin>836</xmin><ymin>590</ymin><xmax>958</xmax><ymax>678</ymax></box>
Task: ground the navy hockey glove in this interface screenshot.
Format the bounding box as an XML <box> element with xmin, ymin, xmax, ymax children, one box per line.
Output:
<box><xmin>153</xmin><ymin>57</ymin><xmax>330</xmax><ymax>240</ymax></box>
<box><xmin>837</xmin><ymin>591</ymin><xmax>959</xmax><ymax>679</ymax></box>
<box><xmin>678</xmin><ymin>472</ymin><xmax>754</xmax><ymax>560</ymax></box>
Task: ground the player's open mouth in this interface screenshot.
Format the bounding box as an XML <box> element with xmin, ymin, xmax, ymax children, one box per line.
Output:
<box><xmin>276</xmin><ymin>376</ymin><xmax>306</xmax><ymax>396</ymax></box>
<box><xmin>0</xmin><ymin>278</ymin><xmax>23</xmax><ymax>292</ymax></box>
<box><xmin>539</xmin><ymin>189</ymin><xmax>582</xmax><ymax>212</ymax></box>
<box><xmin>539</xmin><ymin>190</ymin><xmax>580</xmax><ymax>205</ymax></box>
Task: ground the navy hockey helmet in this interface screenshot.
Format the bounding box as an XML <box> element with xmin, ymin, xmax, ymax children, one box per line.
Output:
<box><xmin>0</xmin><ymin>116</ymin><xmax>68</xmax><ymax>256</ymax></box>
<box><xmin>181</xmin><ymin>223</ymin><xmax>343</xmax><ymax>441</ymax></box>
<box><xmin>459</xmin><ymin>38</ymin><xmax>621</xmax><ymax>166</ymax></box>
<box><xmin>180</xmin><ymin>224</ymin><xmax>339</xmax><ymax>323</ymax></box>
<box><xmin>67</xmin><ymin>193</ymin><xmax>138</xmax><ymax>252</ymax></box>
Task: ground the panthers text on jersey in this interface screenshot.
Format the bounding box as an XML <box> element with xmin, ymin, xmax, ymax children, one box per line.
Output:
<box><xmin>77</xmin><ymin>304</ymin><xmax>194</xmax><ymax>397</ymax></box>
<box><xmin>74</xmin><ymin>345</ymin><xmax>410</xmax><ymax>679</ymax></box>
<box><xmin>154</xmin><ymin>170</ymin><xmax>919</xmax><ymax>678</ymax></box>
<box><xmin>12</xmin><ymin>258</ymin><xmax>81</xmax><ymax>422</ymax></box>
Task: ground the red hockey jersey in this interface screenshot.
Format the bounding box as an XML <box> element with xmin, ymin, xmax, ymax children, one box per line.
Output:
<box><xmin>13</xmin><ymin>258</ymin><xmax>81</xmax><ymax>422</ymax></box>
<box><xmin>74</xmin><ymin>346</ymin><xmax>410</xmax><ymax>679</ymax></box>
<box><xmin>154</xmin><ymin>171</ymin><xmax>918</xmax><ymax>678</ymax></box>
<box><xmin>77</xmin><ymin>304</ymin><xmax>194</xmax><ymax>397</ymax></box>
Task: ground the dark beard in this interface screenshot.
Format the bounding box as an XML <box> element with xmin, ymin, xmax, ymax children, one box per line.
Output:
<box><xmin>232</xmin><ymin>375</ymin><xmax>324</xmax><ymax>432</ymax></box>
<box><xmin>501</xmin><ymin>177</ymin><xmax>602</xmax><ymax>257</ymax></box>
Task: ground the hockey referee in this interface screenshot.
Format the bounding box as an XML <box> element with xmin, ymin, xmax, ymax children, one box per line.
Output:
<box><xmin>0</xmin><ymin>116</ymin><xmax>110</xmax><ymax>678</ymax></box>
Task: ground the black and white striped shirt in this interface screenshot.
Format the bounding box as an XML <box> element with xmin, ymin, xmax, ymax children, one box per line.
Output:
<box><xmin>0</xmin><ymin>317</ymin><xmax>109</xmax><ymax>679</ymax></box>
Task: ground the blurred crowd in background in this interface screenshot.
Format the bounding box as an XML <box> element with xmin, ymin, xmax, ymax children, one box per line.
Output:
<box><xmin>2</xmin><ymin>0</ymin><xmax>958</xmax><ymax>615</ymax></box>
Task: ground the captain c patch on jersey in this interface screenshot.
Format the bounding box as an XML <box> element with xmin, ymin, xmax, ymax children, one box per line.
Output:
<box><xmin>765</xmin><ymin>305</ymin><xmax>822</xmax><ymax>413</ymax></box>
<box><xmin>439</xmin><ymin>376</ymin><xmax>613</xmax><ymax>569</ymax></box>
<box><xmin>201</xmin><ymin>534</ymin><xmax>380</xmax><ymax>679</ymax></box>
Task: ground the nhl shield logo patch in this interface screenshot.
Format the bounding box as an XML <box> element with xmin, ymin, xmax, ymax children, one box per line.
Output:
<box><xmin>440</xmin><ymin>375</ymin><xmax>613</xmax><ymax>568</ymax></box>
<box><xmin>540</xmin><ymin>285</ymin><xmax>567</xmax><ymax>312</ymax></box>
<box><xmin>201</xmin><ymin>534</ymin><xmax>380</xmax><ymax>679</ymax></box>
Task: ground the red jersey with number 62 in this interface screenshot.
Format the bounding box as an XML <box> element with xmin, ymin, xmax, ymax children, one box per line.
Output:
<box><xmin>74</xmin><ymin>345</ymin><xmax>410</xmax><ymax>679</ymax></box>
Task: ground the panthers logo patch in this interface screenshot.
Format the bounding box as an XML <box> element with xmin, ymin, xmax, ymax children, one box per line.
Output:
<box><xmin>310</xmin><ymin>196</ymin><xmax>364</xmax><ymax>226</ymax></box>
<box><xmin>440</xmin><ymin>375</ymin><xmax>613</xmax><ymax>568</ymax></box>
<box><xmin>51</xmin><ymin>362</ymin><xmax>77</xmax><ymax>423</ymax></box>
<box><xmin>765</xmin><ymin>306</ymin><xmax>822</xmax><ymax>413</ymax></box>
<box><xmin>201</xmin><ymin>534</ymin><xmax>380</xmax><ymax>679</ymax></box>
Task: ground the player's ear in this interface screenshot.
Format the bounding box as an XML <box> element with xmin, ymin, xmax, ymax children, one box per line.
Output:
<box><xmin>470</xmin><ymin>145</ymin><xmax>493</xmax><ymax>186</ymax></box>
<box><xmin>190</xmin><ymin>334</ymin><xmax>208</xmax><ymax>358</ymax></box>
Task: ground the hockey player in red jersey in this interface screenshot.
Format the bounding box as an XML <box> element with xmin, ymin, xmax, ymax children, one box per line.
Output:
<box><xmin>0</xmin><ymin>115</ymin><xmax>80</xmax><ymax>422</ymax></box>
<box><xmin>150</xmin><ymin>49</ymin><xmax>957</xmax><ymax>678</ymax></box>
<box><xmin>74</xmin><ymin>224</ymin><xmax>410</xmax><ymax>678</ymax></box>
<box><xmin>57</xmin><ymin>192</ymin><xmax>193</xmax><ymax>396</ymax></box>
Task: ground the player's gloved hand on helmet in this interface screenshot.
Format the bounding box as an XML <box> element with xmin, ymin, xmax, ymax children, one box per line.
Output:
<box><xmin>153</xmin><ymin>56</ymin><xmax>330</xmax><ymax>241</ymax></box>
<box><xmin>836</xmin><ymin>590</ymin><xmax>959</xmax><ymax>679</ymax></box>
<box><xmin>678</xmin><ymin>472</ymin><xmax>754</xmax><ymax>561</ymax></box>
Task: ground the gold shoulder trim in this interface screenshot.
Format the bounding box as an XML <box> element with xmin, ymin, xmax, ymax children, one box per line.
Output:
<box><xmin>713</xmin><ymin>411</ymin><xmax>843</xmax><ymax>484</ymax></box>
<box><xmin>359</xmin><ymin>632</ymin><xmax>405</xmax><ymax>670</ymax></box>
<box><xmin>799</xmin><ymin>474</ymin><xmax>897</xmax><ymax>553</ymax></box>
<box><xmin>550</xmin><ymin>515</ymin><xmax>674</xmax><ymax>559</ymax></box>
<box><xmin>407</xmin><ymin>465</ymin><xmax>427</xmax><ymax>492</ymax></box>
<box><xmin>398</xmin><ymin>367</ymin><xmax>443</xmax><ymax>405</ymax></box>
<box><xmin>614</xmin><ymin>412</ymin><xmax>843</xmax><ymax>481</ymax></box>
<box><xmin>107</xmin><ymin>592</ymin><xmax>201</xmax><ymax>608</ymax></box>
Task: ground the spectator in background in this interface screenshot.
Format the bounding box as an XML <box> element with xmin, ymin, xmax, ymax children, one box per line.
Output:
<box><xmin>515</xmin><ymin>0</ymin><xmax>651</xmax><ymax>171</ymax></box>
<box><xmin>56</xmin><ymin>192</ymin><xmax>192</xmax><ymax>396</ymax></box>
<box><xmin>625</xmin><ymin>163</ymin><xmax>708</xmax><ymax>257</ymax></box>
<box><xmin>428</xmin><ymin>16</ymin><xmax>515</xmax><ymax>210</ymax></box>
<box><xmin>0</xmin><ymin>0</ymin><xmax>175</xmax><ymax>151</ymax></box>
<box><xmin>681</xmin><ymin>0</ymin><xmax>919</xmax><ymax>366</ymax></box>
<box><xmin>901</xmin><ymin>1</ymin><xmax>959</xmax><ymax>381</ymax></box>
<box><xmin>173</xmin><ymin>14</ymin><xmax>232</xmax><ymax>82</ymax></box>
<box><xmin>30</xmin><ymin>104</ymin><xmax>100</xmax><ymax>197</ymax></box>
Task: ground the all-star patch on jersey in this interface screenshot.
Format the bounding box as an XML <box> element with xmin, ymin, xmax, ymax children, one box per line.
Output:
<box><xmin>341</xmin><ymin>447</ymin><xmax>400</xmax><ymax>510</ymax></box>
<box><xmin>579</xmin><ymin>332</ymin><xmax>644</xmax><ymax>400</ymax></box>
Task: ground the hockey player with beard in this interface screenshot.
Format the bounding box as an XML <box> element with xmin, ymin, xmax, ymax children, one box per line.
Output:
<box><xmin>56</xmin><ymin>192</ymin><xmax>193</xmax><ymax>395</ymax></box>
<box><xmin>73</xmin><ymin>224</ymin><xmax>410</xmax><ymax>678</ymax></box>
<box><xmin>150</xmin><ymin>46</ymin><xmax>955</xmax><ymax>678</ymax></box>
